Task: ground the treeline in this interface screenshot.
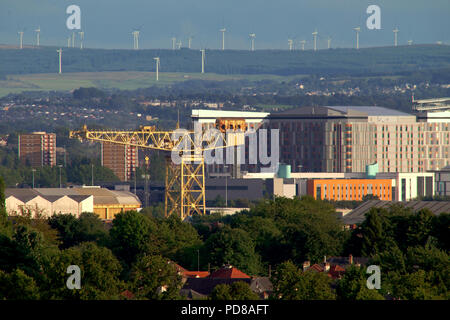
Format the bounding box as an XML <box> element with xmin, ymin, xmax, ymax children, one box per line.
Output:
<box><xmin>1</xmin><ymin>45</ymin><xmax>450</xmax><ymax>78</ymax></box>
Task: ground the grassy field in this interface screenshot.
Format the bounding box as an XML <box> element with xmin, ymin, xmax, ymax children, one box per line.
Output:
<box><xmin>0</xmin><ymin>71</ymin><xmax>303</xmax><ymax>97</ymax></box>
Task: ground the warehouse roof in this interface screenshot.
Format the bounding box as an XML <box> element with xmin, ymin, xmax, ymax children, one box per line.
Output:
<box><xmin>7</xmin><ymin>187</ymin><xmax>140</xmax><ymax>206</ymax></box>
<box><xmin>343</xmin><ymin>200</ymin><xmax>450</xmax><ymax>225</ymax></box>
<box><xmin>270</xmin><ymin>106</ymin><xmax>412</xmax><ymax>118</ymax></box>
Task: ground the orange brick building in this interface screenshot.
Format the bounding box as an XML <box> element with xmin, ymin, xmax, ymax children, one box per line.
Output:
<box><xmin>306</xmin><ymin>179</ymin><xmax>392</xmax><ymax>201</ymax></box>
<box><xmin>101</xmin><ymin>141</ymin><xmax>138</xmax><ymax>182</ymax></box>
<box><xmin>18</xmin><ymin>132</ymin><xmax>56</xmax><ymax>167</ymax></box>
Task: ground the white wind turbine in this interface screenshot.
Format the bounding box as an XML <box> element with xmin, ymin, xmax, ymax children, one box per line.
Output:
<box><xmin>171</xmin><ymin>37</ymin><xmax>176</xmax><ymax>50</ymax></box>
<box><xmin>220</xmin><ymin>28</ymin><xmax>226</xmax><ymax>50</ymax></box>
<box><xmin>72</xmin><ymin>32</ymin><xmax>75</xmax><ymax>48</ymax></box>
<box><xmin>393</xmin><ymin>28</ymin><xmax>399</xmax><ymax>47</ymax></box>
<box><xmin>288</xmin><ymin>39</ymin><xmax>294</xmax><ymax>51</ymax></box>
<box><xmin>408</xmin><ymin>40</ymin><xmax>413</xmax><ymax>46</ymax></box>
<box><xmin>249</xmin><ymin>33</ymin><xmax>256</xmax><ymax>51</ymax></box>
<box><xmin>18</xmin><ymin>31</ymin><xmax>24</xmax><ymax>49</ymax></box>
<box><xmin>200</xmin><ymin>49</ymin><xmax>205</xmax><ymax>73</ymax></box>
<box><xmin>312</xmin><ymin>30</ymin><xmax>318</xmax><ymax>51</ymax></box>
<box><xmin>57</xmin><ymin>48</ymin><xmax>63</xmax><ymax>74</ymax></box>
<box><xmin>154</xmin><ymin>57</ymin><xmax>160</xmax><ymax>81</ymax></box>
<box><xmin>177</xmin><ymin>40</ymin><xmax>182</xmax><ymax>49</ymax></box>
<box><xmin>132</xmin><ymin>30</ymin><xmax>140</xmax><ymax>49</ymax></box>
<box><xmin>79</xmin><ymin>31</ymin><xmax>84</xmax><ymax>49</ymax></box>
<box><xmin>353</xmin><ymin>27</ymin><xmax>361</xmax><ymax>49</ymax></box>
<box><xmin>188</xmin><ymin>36</ymin><xmax>193</xmax><ymax>49</ymax></box>
<box><xmin>67</xmin><ymin>36</ymin><xmax>71</xmax><ymax>48</ymax></box>
<box><xmin>327</xmin><ymin>36</ymin><xmax>332</xmax><ymax>49</ymax></box>
<box><xmin>300</xmin><ymin>40</ymin><xmax>306</xmax><ymax>51</ymax></box>
<box><xmin>35</xmin><ymin>27</ymin><xmax>40</xmax><ymax>47</ymax></box>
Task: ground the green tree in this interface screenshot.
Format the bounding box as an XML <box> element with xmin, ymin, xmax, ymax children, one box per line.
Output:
<box><xmin>406</xmin><ymin>209</ymin><xmax>435</xmax><ymax>247</ymax></box>
<box><xmin>0</xmin><ymin>176</ymin><xmax>12</xmax><ymax>236</ymax></box>
<box><xmin>336</xmin><ymin>265</ymin><xmax>385</xmax><ymax>300</ymax></box>
<box><xmin>271</xmin><ymin>261</ymin><xmax>335</xmax><ymax>300</ymax></box>
<box><xmin>0</xmin><ymin>268</ymin><xmax>40</xmax><ymax>300</ymax></box>
<box><xmin>39</xmin><ymin>242</ymin><xmax>124</xmax><ymax>300</ymax></box>
<box><xmin>109</xmin><ymin>211</ymin><xmax>155</xmax><ymax>266</ymax></box>
<box><xmin>156</xmin><ymin>214</ymin><xmax>203</xmax><ymax>261</ymax></box>
<box><xmin>204</xmin><ymin>226</ymin><xmax>262</xmax><ymax>276</ymax></box>
<box><xmin>387</xmin><ymin>270</ymin><xmax>448</xmax><ymax>300</ymax></box>
<box><xmin>129</xmin><ymin>254</ymin><xmax>182</xmax><ymax>300</ymax></box>
<box><xmin>360</xmin><ymin>209</ymin><xmax>391</xmax><ymax>257</ymax></box>
<box><xmin>210</xmin><ymin>281</ymin><xmax>259</xmax><ymax>300</ymax></box>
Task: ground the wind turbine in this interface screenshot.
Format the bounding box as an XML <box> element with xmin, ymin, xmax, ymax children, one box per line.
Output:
<box><xmin>312</xmin><ymin>30</ymin><xmax>318</xmax><ymax>51</ymax></box>
<box><xmin>353</xmin><ymin>27</ymin><xmax>361</xmax><ymax>49</ymax></box>
<box><xmin>327</xmin><ymin>36</ymin><xmax>332</xmax><ymax>49</ymax></box>
<box><xmin>300</xmin><ymin>40</ymin><xmax>306</xmax><ymax>51</ymax></box>
<box><xmin>67</xmin><ymin>36</ymin><xmax>71</xmax><ymax>48</ymax></box>
<box><xmin>288</xmin><ymin>39</ymin><xmax>294</xmax><ymax>51</ymax></box>
<box><xmin>171</xmin><ymin>37</ymin><xmax>176</xmax><ymax>50</ymax></box>
<box><xmin>18</xmin><ymin>31</ymin><xmax>24</xmax><ymax>49</ymax></box>
<box><xmin>220</xmin><ymin>28</ymin><xmax>226</xmax><ymax>50</ymax></box>
<box><xmin>393</xmin><ymin>28</ymin><xmax>399</xmax><ymax>47</ymax></box>
<box><xmin>79</xmin><ymin>31</ymin><xmax>84</xmax><ymax>49</ymax></box>
<box><xmin>177</xmin><ymin>40</ymin><xmax>182</xmax><ymax>49</ymax></box>
<box><xmin>72</xmin><ymin>32</ymin><xmax>75</xmax><ymax>48</ymax></box>
<box><xmin>57</xmin><ymin>48</ymin><xmax>63</xmax><ymax>74</ymax></box>
<box><xmin>249</xmin><ymin>33</ymin><xmax>256</xmax><ymax>51</ymax></box>
<box><xmin>188</xmin><ymin>36</ymin><xmax>193</xmax><ymax>49</ymax></box>
<box><xmin>132</xmin><ymin>30</ymin><xmax>140</xmax><ymax>49</ymax></box>
<box><xmin>408</xmin><ymin>40</ymin><xmax>413</xmax><ymax>46</ymax></box>
<box><xmin>154</xmin><ymin>57</ymin><xmax>160</xmax><ymax>81</ymax></box>
<box><xmin>200</xmin><ymin>49</ymin><xmax>205</xmax><ymax>73</ymax></box>
<box><xmin>35</xmin><ymin>27</ymin><xmax>40</xmax><ymax>47</ymax></box>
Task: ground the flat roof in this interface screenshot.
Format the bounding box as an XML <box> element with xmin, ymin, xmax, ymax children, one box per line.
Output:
<box><xmin>327</xmin><ymin>106</ymin><xmax>412</xmax><ymax>116</ymax></box>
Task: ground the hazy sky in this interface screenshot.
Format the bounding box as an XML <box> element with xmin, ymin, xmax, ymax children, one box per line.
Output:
<box><xmin>1</xmin><ymin>0</ymin><xmax>449</xmax><ymax>49</ymax></box>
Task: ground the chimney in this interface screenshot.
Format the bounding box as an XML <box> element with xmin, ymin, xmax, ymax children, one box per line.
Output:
<box><xmin>302</xmin><ymin>261</ymin><xmax>310</xmax><ymax>272</ymax></box>
<box><xmin>268</xmin><ymin>265</ymin><xmax>272</xmax><ymax>278</ymax></box>
<box><xmin>323</xmin><ymin>255</ymin><xmax>327</xmax><ymax>263</ymax></box>
<box><xmin>349</xmin><ymin>254</ymin><xmax>353</xmax><ymax>265</ymax></box>
<box><xmin>324</xmin><ymin>262</ymin><xmax>330</xmax><ymax>272</ymax></box>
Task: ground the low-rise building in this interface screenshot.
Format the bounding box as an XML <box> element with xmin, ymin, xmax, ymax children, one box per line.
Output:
<box><xmin>5</xmin><ymin>187</ymin><xmax>140</xmax><ymax>219</ymax></box>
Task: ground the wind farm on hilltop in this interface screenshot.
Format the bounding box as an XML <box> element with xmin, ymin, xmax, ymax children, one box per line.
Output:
<box><xmin>0</xmin><ymin>22</ymin><xmax>449</xmax><ymax>98</ymax></box>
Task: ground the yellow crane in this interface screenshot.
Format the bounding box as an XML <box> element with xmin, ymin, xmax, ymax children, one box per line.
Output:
<box><xmin>69</xmin><ymin>121</ymin><xmax>245</xmax><ymax>220</ymax></box>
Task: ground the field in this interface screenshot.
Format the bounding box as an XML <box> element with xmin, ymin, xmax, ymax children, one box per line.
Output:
<box><xmin>0</xmin><ymin>71</ymin><xmax>301</xmax><ymax>97</ymax></box>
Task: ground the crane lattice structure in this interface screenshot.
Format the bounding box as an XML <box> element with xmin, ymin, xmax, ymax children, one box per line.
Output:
<box><xmin>69</xmin><ymin>123</ymin><xmax>244</xmax><ymax>220</ymax></box>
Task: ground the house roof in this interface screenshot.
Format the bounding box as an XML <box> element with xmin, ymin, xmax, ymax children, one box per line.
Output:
<box><xmin>209</xmin><ymin>265</ymin><xmax>251</xmax><ymax>279</ymax></box>
<box><xmin>182</xmin><ymin>278</ymin><xmax>251</xmax><ymax>296</ymax></box>
<box><xmin>179</xmin><ymin>288</ymin><xmax>208</xmax><ymax>300</ymax></box>
<box><xmin>343</xmin><ymin>200</ymin><xmax>450</xmax><ymax>225</ymax></box>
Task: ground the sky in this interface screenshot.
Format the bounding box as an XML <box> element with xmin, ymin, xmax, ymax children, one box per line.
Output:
<box><xmin>0</xmin><ymin>0</ymin><xmax>449</xmax><ymax>50</ymax></box>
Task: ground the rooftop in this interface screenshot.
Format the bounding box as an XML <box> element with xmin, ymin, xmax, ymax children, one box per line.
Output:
<box><xmin>343</xmin><ymin>200</ymin><xmax>450</xmax><ymax>225</ymax></box>
<box><xmin>270</xmin><ymin>106</ymin><xmax>413</xmax><ymax>118</ymax></box>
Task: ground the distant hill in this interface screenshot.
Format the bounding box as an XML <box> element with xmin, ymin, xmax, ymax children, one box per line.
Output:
<box><xmin>0</xmin><ymin>44</ymin><xmax>449</xmax><ymax>77</ymax></box>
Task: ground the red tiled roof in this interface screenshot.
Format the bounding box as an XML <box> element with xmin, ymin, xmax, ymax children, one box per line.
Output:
<box><xmin>120</xmin><ymin>290</ymin><xmax>134</xmax><ymax>299</ymax></box>
<box><xmin>309</xmin><ymin>264</ymin><xmax>324</xmax><ymax>272</ymax></box>
<box><xmin>210</xmin><ymin>265</ymin><xmax>251</xmax><ymax>279</ymax></box>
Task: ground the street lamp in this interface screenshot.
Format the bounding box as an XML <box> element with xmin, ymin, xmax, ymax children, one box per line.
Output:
<box><xmin>31</xmin><ymin>169</ymin><xmax>36</xmax><ymax>188</ymax></box>
<box><xmin>58</xmin><ymin>165</ymin><xmax>63</xmax><ymax>188</ymax></box>
<box><xmin>224</xmin><ymin>165</ymin><xmax>229</xmax><ymax>207</ymax></box>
